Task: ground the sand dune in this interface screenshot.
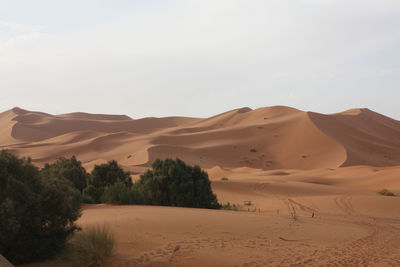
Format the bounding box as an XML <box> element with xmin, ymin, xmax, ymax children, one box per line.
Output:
<box><xmin>11</xmin><ymin>106</ymin><xmax>400</xmax><ymax>267</ymax></box>
<box><xmin>2</xmin><ymin>106</ymin><xmax>400</xmax><ymax>172</ymax></box>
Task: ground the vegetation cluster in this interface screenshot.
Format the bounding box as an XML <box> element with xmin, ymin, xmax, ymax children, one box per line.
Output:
<box><xmin>0</xmin><ymin>151</ymin><xmax>220</xmax><ymax>264</ymax></box>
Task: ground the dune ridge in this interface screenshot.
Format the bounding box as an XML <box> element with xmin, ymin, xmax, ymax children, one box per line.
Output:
<box><xmin>1</xmin><ymin>106</ymin><xmax>400</xmax><ymax>171</ymax></box>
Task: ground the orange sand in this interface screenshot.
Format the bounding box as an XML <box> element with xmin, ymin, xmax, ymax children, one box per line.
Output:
<box><xmin>6</xmin><ymin>106</ymin><xmax>400</xmax><ymax>266</ymax></box>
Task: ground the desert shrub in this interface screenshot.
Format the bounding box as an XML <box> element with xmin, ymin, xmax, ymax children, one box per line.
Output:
<box><xmin>84</xmin><ymin>184</ymin><xmax>105</xmax><ymax>203</ymax></box>
<box><xmin>101</xmin><ymin>182</ymin><xmax>144</xmax><ymax>204</ymax></box>
<box><xmin>221</xmin><ymin>202</ymin><xmax>240</xmax><ymax>211</ymax></box>
<box><xmin>138</xmin><ymin>158</ymin><xmax>220</xmax><ymax>209</ymax></box>
<box><xmin>82</xmin><ymin>194</ymin><xmax>96</xmax><ymax>204</ymax></box>
<box><xmin>221</xmin><ymin>177</ymin><xmax>229</xmax><ymax>181</ymax></box>
<box><xmin>41</xmin><ymin>156</ymin><xmax>89</xmax><ymax>193</ymax></box>
<box><xmin>90</xmin><ymin>160</ymin><xmax>132</xmax><ymax>188</ymax></box>
<box><xmin>64</xmin><ymin>225</ymin><xmax>114</xmax><ymax>267</ymax></box>
<box><xmin>378</xmin><ymin>189</ymin><xmax>396</xmax><ymax>196</ymax></box>
<box><xmin>250</xmin><ymin>148</ymin><xmax>257</xmax><ymax>152</ymax></box>
<box><xmin>86</xmin><ymin>161</ymin><xmax>132</xmax><ymax>203</ymax></box>
<box><xmin>0</xmin><ymin>150</ymin><xmax>81</xmax><ymax>264</ymax></box>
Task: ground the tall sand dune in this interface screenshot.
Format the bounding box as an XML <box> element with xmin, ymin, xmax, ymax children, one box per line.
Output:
<box><xmin>1</xmin><ymin>106</ymin><xmax>400</xmax><ymax>171</ymax></box>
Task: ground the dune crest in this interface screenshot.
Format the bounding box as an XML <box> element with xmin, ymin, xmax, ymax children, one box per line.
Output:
<box><xmin>1</xmin><ymin>106</ymin><xmax>400</xmax><ymax>171</ymax></box>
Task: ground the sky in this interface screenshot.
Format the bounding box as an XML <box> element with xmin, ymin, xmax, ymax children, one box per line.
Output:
<box><xmin>1</xmin><ymin>0</ymin><xmax>400</xmax><ymax>119</ymax></box>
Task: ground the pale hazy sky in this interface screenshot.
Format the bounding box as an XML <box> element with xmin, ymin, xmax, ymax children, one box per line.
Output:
<box><xmin>1</xmin><ymin>0</ymin><xmax>400</xmax><ymax>119</ymax></box>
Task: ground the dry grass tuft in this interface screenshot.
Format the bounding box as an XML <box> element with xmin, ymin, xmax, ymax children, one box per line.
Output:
<box><xmin>63</xmin><ymin>225</ymin><xmax>114</xmax><ymax>267</ymax></box>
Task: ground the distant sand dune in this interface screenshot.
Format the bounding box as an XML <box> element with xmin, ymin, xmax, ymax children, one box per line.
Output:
<box><xmin>2</xmin><ymin>106</ymin><xmax>400</xmax><ymax>172</ymax></box>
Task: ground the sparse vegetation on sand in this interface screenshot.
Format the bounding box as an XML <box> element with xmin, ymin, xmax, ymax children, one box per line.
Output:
<box><xmin>220</xmin><ymin>202</ymin><xmax>257</xmax><ymax>212</ymax></box>
<box><xmin>250</xmin><ymin>148</ymin><xmax>257</xmax><ymax>152</ymax></box>
<box><xmin>221</xmin><ymin>177</ymin><xmax>229</xmax><ymax>181</ymax></box>
<box><xmin>63</xmin><ymin>225</ymin><xmax>114</xmax><ymax>267</ymax></box>
<box><xmin>378</xmin><ymin>189</ymin><xmax>396</xmax><ymax>196</ymax></box>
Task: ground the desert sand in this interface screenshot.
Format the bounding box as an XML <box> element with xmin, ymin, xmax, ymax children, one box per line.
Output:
<box><xmin>4</xmin><ymin>106</ymin><xmax>400</xmax><ymax>266</ymax></box>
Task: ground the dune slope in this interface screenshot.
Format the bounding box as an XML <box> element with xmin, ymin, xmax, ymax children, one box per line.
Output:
<box><xmin>1</xmin><ymin>106</ymin><xmax>400</xmax><ymax>171</ymax></box>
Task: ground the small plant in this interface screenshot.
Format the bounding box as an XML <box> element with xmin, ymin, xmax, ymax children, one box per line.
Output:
<box><xmin>288</xmin><ymin>203</ymin><xmax>298</xmax><ymax>221</ymax></box>
<box><xmin>221</xmin><ymin>202</ymin><xmax>240</xmax><ymax>211</ymax></box>
<box><xmin>243</xmin><ymin>200</ymin><xmax>252</xmax><ymax>206</ymax></box>
<box><xmin>64</xmin><ymin>225</ymin><xmax>115</xmax><ymax>267</ymax></box>
<box><xmin>250</xmin><ymin>148</ymin><xmax>257</xmax><ymax>153</ymax></box>
<box><xmin>378</xmin><ymin>189</ymin><xmax>396</xmax><ymax>196</ymax></box>
<box><xmin>221</xmin><ymin>177</ymin><xmax>229</xmax><ymax>181</ymax></box>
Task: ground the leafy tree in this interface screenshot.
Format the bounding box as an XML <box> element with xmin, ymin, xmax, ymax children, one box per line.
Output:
<box><xmin>0</xmin><ymin>150</ymin><xmax>81</xmax><ymax>265</ymax></box>
<box><xmin>41</xmin><ymin>156</ymin><xmax>88</xmax><ymax>193</ymax></box>
<box><xmin>91</xmin><ymin>160</ymin><xmax>131</xmax><ymax>187</ymax></box>
<box><xmin>85</xmin><ymin>160</ymin><xmax>132</xmax><ymax>203</ymax></box>
<box><xmin>138</xmin><ymin>158</ymin><xmax>220</xmax><ymax>209</ymax></box>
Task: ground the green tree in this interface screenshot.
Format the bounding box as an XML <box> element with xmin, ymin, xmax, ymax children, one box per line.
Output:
<box><xmin>0</xmin><ymin>150</ymin><xmax>81</xmax><ymax>265</ymax></box>
<box><xmin>85</xmin><ymin>160</ymin><xmax>132</xmax><ymax>203</ymax></box>
<box><xmin>138</xmin><ymin>158</ymin><xmax>220</xmax><ymax>209</ymax></box>
<box><xmin>41</xmin><ymin>156</ymin><xmax>88</xmax><ymax>193</ymax></box>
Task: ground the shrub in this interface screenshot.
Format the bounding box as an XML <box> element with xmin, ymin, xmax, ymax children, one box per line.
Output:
<box><xmin>221</xmin><ymin>202</ymin><xmax>240</xmax><ymax>211</ymax></box>
<box><xmin>101</xmin><ymin>182</ymin><xmax>144</xmax><ymax>204</ymax></box>
<box><xmin>82</xmin><ymin>194</ymin><xmax>96</xmax><ymax>204</ymax></box>
<box><xmin>41</xmin><ymin>156</ymin><xmax>89</xmax><ymax>194</ymax></box>
<box><xmin>86</xmin><ymin>161</ymin><xmax>132</xmax><ymax>203</ymax></box>
<box><xmin>250</xmin><ymin>148</ymin><xmax>257</xmax><ymax>152</ymax></box>
<box><xmin>84</xmin><ymin>184</ymin><xmax>105</xmax><ymax>203</ymax></box>
<box><xmin>64</xmin><ymin>225</ymin><xmax>114</xmax><ymax>267</ymax></box>
<box><xmin>378</xmin><ymin>189</ymin><xmax>395</xmax><ymax>196</ymax></box>
<box><xmin>221</xmin><ymin>177</ymin><xmax>229</xmax><ymax>181</ymax></box>
<box><xmin>90</xmin><ymin>160</ymin><xmax>131</xmax><ymax>188</ymax></box>
<box><xmin>0</xmin><ymin>150</ymin><xmax>81</xmax><ymax>264</ymax></box>
<box><xmin>138</xmin><ymin>158</ymin><xmax>220</xmax><ymax>209</ymax></box>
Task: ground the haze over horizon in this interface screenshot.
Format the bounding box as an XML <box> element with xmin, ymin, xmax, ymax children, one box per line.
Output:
<box><xmin>1</xmin><ymin>1</ymin><xmax>400</xmax><ymax>119</ymax></box>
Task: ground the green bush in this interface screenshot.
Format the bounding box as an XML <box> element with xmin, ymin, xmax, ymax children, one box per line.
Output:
<box><xmin>378</xmin><ymin>189</ymin><xmax>396</xmax><ymax>196</ymax></box>
<box><xmin>221</xmin><ymin>177</ymin><xmax>229</xmax><ymax>181</ymax></box>
<box><xmin>138</xmin><ymin>158</ymin><xmax>220</xmax><ymax>209</ymax></box>
<box><xmin>221</xmin><ymin>202</ymin><xmax>240</xmax><ymax>211</ymax></box>
<box><xmin>90</xmin><ymin>160</ymin><xmax>131</xmax><ymax>188</ymax></box>
<box><xmin>84</xmin><ymin>184</ymin><xmax>105</xmax><ymax>203</ymax></box>
<box><xmin>82</xmin><ymin>194</ymin><xmax>96</xmax><ymax>204</ymax></box>
<box><xmin>250</xmin><ymin>148</ymin><xmax>257</xmax><ymax>152</ymax></box>
<box><xmin>63</xmin><ymin>225</ymin><xmax>114</xmax><ymax>267</ymax></box>
<box><xmin>101</xmin><ymin>182</ymin><xmax>144</xmax><ymax>204</ymax></box>
<box><xmin>86</xmin><ymin>161</ymin><xmax>132</xmax><ymax>203</ymax></box>
<box><xmin>0</xmin><ymin>150</ymin><xmax>81</xmax><ymax>265</ymax></box>
<box><xmin>41</xmin><ymin>156</ymin><xmax>89</xmax><ymax>194</ymax></box>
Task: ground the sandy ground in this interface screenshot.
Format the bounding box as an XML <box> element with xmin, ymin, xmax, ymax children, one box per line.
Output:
<box><xmin>21</xmin><ymin>170</ymin><xmax>400</xmax><ymax>267</ymax></box>
<box><xmin>5</xmin><ymin>106</ymin><xmax>400</xmax><ymax>266</ymax></box>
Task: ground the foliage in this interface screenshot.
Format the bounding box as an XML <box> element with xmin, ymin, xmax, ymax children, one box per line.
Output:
<box><xmin>0</xmin><ymin>150</ymin><xmax>81</xmax><ymax>265</ymax></box>
<box><xmin>84</xmin><ymin>184</ymin><xmax>105</xmax><ymax>203</ymax></box>
<box><xmin>220</xmin><ymin>202</ymin><xmax>257</xmax><ymax>212</ymax></box>
<box><xmin>63</xmin><ymin>225</ymin><xmax>114</xmax><ymax>267</ymax></box>
<box><xmin>101</xmin><ymin>182</ymin><xmax>144</xmax><ymax>204</ymax></box>
<box><xmin>220</xmin><ymin>202</ymin><xmax>240</xmax><ymax>211</ymax></box>
<box><xmin>378</xmin><ymin>189</ymin><xmax>396</xmax><ymax>196</ymax></box>
<box><xmin>250</xmin><ymin>148</ymin><xmax>257</xmax><ymax>152</ymax></box>
<box><xmin>86</xmin><ymin>160</ymin><xmax>132</xmax><ymax>203</ymax></box>
<box><xmin>138</xmin><ymin>158</ymin><xmax>220</xmax><ymax>209</ymax></box>
<box><xmin>82</xmin><ymin>194</ymin><xmax>96</xmax><ymax>204</ymax></box>
<box><xmin>41</xmin><ymin>156</ymin><xmax>89</xmax><ymax>193</ymax></box>
<box><xmin>90</xmin><ymin>160</ymin><xmax>132</xmax><ymax>188</ymax></box>
<box><xmin>220</xmin><ymin>177</ymin><xmax>229</xmax><ymax>181</ymax></box>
